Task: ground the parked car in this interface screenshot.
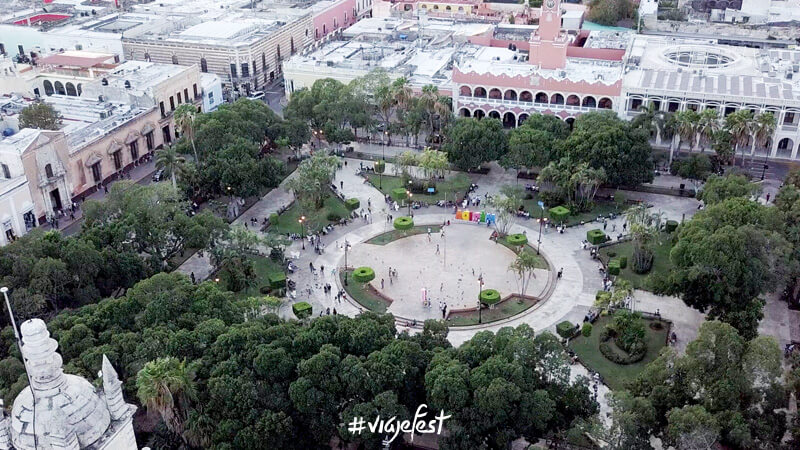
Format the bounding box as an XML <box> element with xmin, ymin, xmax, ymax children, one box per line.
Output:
<box><xmin>247</xmin><ymin>91</ymin><xmax>265</xmax><ymax>101</ymax></box>
<box><xmin>152</xmin><ymin>169</ymin><xmax>165</xmax><ymax>182</ymax></box>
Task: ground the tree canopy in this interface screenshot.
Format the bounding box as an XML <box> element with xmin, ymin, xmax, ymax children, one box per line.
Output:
<box><xmin>442</xmin><ymin>118</ymin><xmax>508</xmax><ymax>170</ymax></box>
<box><xmin>19</xmin><ymin>102</ymin><xmax>62</xmax><ymax>130</ymax></box>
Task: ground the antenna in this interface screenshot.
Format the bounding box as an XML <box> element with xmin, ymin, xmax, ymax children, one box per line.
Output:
<box><xmin>1</xmin><ymin>287</ymin><xmax>37</xmax><ymax>449</ymax></box>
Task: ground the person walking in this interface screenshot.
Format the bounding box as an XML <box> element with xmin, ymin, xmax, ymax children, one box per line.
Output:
<box><xmin>436</xmin><ymin>244</ymin><xmax>440</xmax><ymax>255</ymax></box>
<box><xmin>381</xmin><ymin>278</ymin><xmax>385</xmax><ymax>289</ymax></box>
<box><xmin>557</xmin><ymin>268</ymin><xmax>563</xmax><ymax>279</ymax></box>
<box><xmin>442</xmin><ymin>303</ymin><xmax>447</xmax><ymax>319</ymax></box>
<box><xmin>190</xmin><ymin>272</ymin><xmax>196</xmax><ymax>284</ymax></box>
<box><xmin>340</xmin><ymin>181</ymin><xmax>343</xmax><ymax>189</ymax></box>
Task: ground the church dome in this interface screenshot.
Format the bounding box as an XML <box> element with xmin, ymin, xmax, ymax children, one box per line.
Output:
<box><xmin>9</xmin><ymin>319</ymin><xmax>111</xmax><ymax>450</ymax></box>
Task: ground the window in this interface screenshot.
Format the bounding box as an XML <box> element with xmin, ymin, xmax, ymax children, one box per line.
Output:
<box><xmin>193</xmin><ymin>84</ymin><xmax>198</xmax><ymax>99</ymax></box>
<box><xmin>91</xmin><ymin>163</ymin><xmax>101</xmax><ymax>183</ymax></box>
<box><xmin>177</xmin><ymin>92</ymin><xmax>182</xmax><ymax>104</ymax></box>
<box><xmin>1</xmin><ymin>163</ymin><xmax>9</xmax><ymax>179</ymax></box>
<box><xmin>230</xmin><ymin>63</ymin><xmax>237</xmax><ymax>78</ymax></box>
<box><xmin>172</xmin><ymin>54</ymin><xmax>178</xmax><ymax>65</ymax></box>
<box><xmin>200</xmin><ymin>58</ymin><xmax>208</xmax><ymax>73</ymax></box>
<box><xmin>184</xmin><ymin>88</ymin><xmax>189</xmax><ymax>102</ymax></box>
<box><xmin>169</xmin><ymin>96</ymin><xmax>175</xmax><ymax>110</ymax></box>
<box><xmin>162</xmin><ymin>125</ymin><xmax>171</xmax><ymax>144</ymax></box>
<box><xmin>45</xmin><ymin>164</ymin><xmax>53</xmax><ymax>178</ymax></box>
<box><xmin>145</xmin><ymin>132</ymin><xmax>154</xmax><ymax>151</ymax></box>
<box><xmin>54</xmin><ymin>81</ymin><xmax>65</xmax><ymax>95</ymax></box>
<box><xmin>43</xmin><ymin>80</ymin><xmax>54</xmax><ymax>96</ymax></box>
<box><xmin>262</xmin><ymin>53</ymin><xmax>266</xmax><ymax>73</ymax></box>
<box><xmin>130</xmin><ymin>141</ymin><xmax>139</xmax><ymax>160</ymax></box>
<box><xmin>159</xmin><ymin>101</ymin><xmax>165</xmax><ymax>117</ymax></box>
<box><xmin>241</xmin><ymin>62</ymin><xmax>249</xmax><ymax>78</ymax></box>
<box><xmin>291</xmin><ymin>37</ymin><xmax>295</xmax><ymax>55</ymax></box>
<box><xmin>208</xmin><ymin>91</ymin><xmax>214</xmax><ymax>103</ymax></box>
<box><xmin>18</xmin><ymin>45</ymin><xmax>24</xmax><ymax>56</ymax></box>
<box><xmin>112</xmin><ymin>151</ymin><xmax>122</xmax><ymax>170</ymax></box>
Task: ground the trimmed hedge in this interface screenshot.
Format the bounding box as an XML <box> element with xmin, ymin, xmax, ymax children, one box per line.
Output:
<box><xmin>269</xmin><ymin>213</ymin><xmax>279</xmax><ymax>225</ymax></box>
<box><xmin>665</xmin><ymin>220</ymin><xmax>678</xmax><ymax>233</ymax></box>
<box><xmin>607</xmin><ymin>260</ymin><xmax>621</xmax><ymax>276</ymax></box>
<box><xmin>479</xmin><ymin>289</ymin><xmax>501</xmax><ymax>305</ymax></box>
<box><xmin>393</xmin><ymin>216</ymin><xmax>414</xmax><ymax>231</ymax></box>
<box><xmin>556</xmin><ymin>321</ymin><xmax>576</xmax><ymax>339</ymax></box>
<box><xmin>327</xmin><ymin>212</ymin><xmax>342</xmax><ymax>222</ymax></box>
<box><xmin>581</xmin><ymin>322</ymin><xmax>593</xmax><ymax>337</ymax></box>
<box><xmin>618</xmin><ymin>256</ymin><xmax>627</xmax><ymax>269</ymax></box>
<box><xmin>345</xmin><ymin>198</ymin><xmax>360</xmax><ymax>211</ymax></box>
<box><xmin>549</xmin><ymin>205</ymin><xmax>570</xmax><ymax>223</ymax></box>
<box><xmin>507</xmin><ymin>233</ymin><xmax>528</xmax><ymax>246</ymax></box>
<box><xmin>352</xmin><ymin>266</ymin><xmax>376</xmax><ymax>283</ymax></box>
<box><xmin>587</xmin><ymin>229</ymin><xmax>607</xmax><ymax>245</ymax></box>
<box><xmin>292</xmin><ymin>302</ymin><xmax>312</xmax><ymax>319</ymax></box>
<box><xmin>268</xmin><ymin>272</ymin><xmax>286</xmax><ymax>289</ymax></box>
<box><xmin>374</xmin><ymin>160</ymin><xmax>386</xmax><ymax>174</ymax></box>
<box><xmin>599</xmin><ymin>334</ymin><xmax>647</xmax><ymax>364</ymax></box>
<box><xmin>391</xmin><ymin>188</ymin><xmax>408</xmax><ymax>202</ymax></box>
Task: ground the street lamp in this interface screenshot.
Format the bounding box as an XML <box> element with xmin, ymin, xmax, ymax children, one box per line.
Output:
<box><xmin>299</xmin><ymin>216</ymin><xmax>306</xmax><ymax>250</ymax></box>
<box><xmin>406</xmin><ymin>190</ymin><xmax>413</xmax><ymax>216</ymax></box>
<box><xmin>477</xmin><ymin>275</ymin><xmax>484</xmax><ymax>324</ymax></box>
<box><xmin>536</xmin><ymin>201</ymin><xmax>546</xmax><ymax>255</ymax></box>
<box><xmin>343</xmin><ymin>239</ymin><xmax>351</xmax><ymax>285</ymax></box>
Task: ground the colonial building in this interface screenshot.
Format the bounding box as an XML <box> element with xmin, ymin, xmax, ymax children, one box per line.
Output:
<box><xmin>0</xmin><ymin>318</ymin><xmax>140</xmax><ymax>449</ymax></box>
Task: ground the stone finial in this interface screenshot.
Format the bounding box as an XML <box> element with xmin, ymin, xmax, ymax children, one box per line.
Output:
<box><xmin>19</xmin><ymin>319</ymin><xmax>67</xmax><ymax>396</ymax></box>
<box><xmin>45</xmin><ymin>410</ymin><xmax>79</xmax><ymax>450</ymax></box>
<box><xmin>101</xmin><ymin>355</ymin><xmax>128</xmax><ymax>421</ymax></box>
<box><xmin>0</xmin><ymin>407</ymin><xmax>12</xmax><ymax>450</ymax></box>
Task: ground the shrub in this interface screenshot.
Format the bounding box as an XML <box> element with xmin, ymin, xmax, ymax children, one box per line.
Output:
<box><xmin>581</xmin><ymin>322</ymin><xmax>593</xmax><ymax>337</ymax></box>
<box><xmin>595</xmin><ymin>290</ymin><xmax>611</xmax><ymax>303</ymax></box>
<box><xmin>607</xmin><ymin>260</ymin><xmax>620</xmax><ymax>275</ymax></box>
<box><xmin>479</xmin><ymin>289</ymin><xmax>501</xmax><ymax>305</ymax></box>
<box><xmin>586</xmin><ymin>229</ymin><xmax>607</xmax><ymax>245</ymax></box>
<box><xmin>374</xmin><ymin>160</ymin><xmax>386</xmax><ymax>174</ymax></box>
<box><xmin>259</xmin><ymin>285</ymin><xmax>271</xmax><ymax>295</ymax></box>
<box><xmin>267</xmin><ymin>271</ymin><xmax>286</xmax><ymax>290</ymax></box>
<box><xmin>618</xmin><ymin>256</ymin><xmax>627</xmax><ymax>269</ymax></box>
<box><xmin>269</xmin><ymin>213</ymin><xmax>279</xmax><ymax>225</ymax></box>
<box><xmin>507</xmin><ymin>233</ymin><xmax>528</xmax><ymax>246</ymax></box>
<box><xmin>632</xmin><ymin>247</ymin><xmax>654</xmax><ymax>274</ymax></box>
<box><xmin>549</xmin><ymin>205</ymin><xmax>570</xmax><ymax>223</ymax></box>
<box><xmin>292</xmin><ymin>302</ymin><xmax>312</xmax><ymax>319</ymax></box>
<box><xmin>599</xmin><ymin>340</ymin><xmax>646</xmax><ymax>364</ymax></box>
<box><xmin>607</xmin><ymin>251</ymin><xmax>617</xmax><ymax>258</ymax></box>
<box><xmin>391</xmin><ymin>188</ymin><xmax>408</xmax><ymax>202</ymax></box>
<box><xmin>393</xmin><ymin>216</ymin><xmax>414</xmax><ymax>231</ymax></box>
<box><xmin>665</xmin><ymin>220</ymin><xmax>678</xmax><ymax>233</ymax></box>
<box><xmin>352</xmin><ymin>266</ymin><xmax>375</xmax><ymax>283</ymax></box>
<box><xmin>327</xmin><ymin>212</ymin><xmax>342</xmax><ymax>222</ymax></box>
<box><xmin>345</xmin><ymin>198</ymin><xmax>360</xmax><ymax>211</ymax></box>
<box><xmin>556</xmin><ymin>321</ymin><xmax>576</xmax><ymax>339</ymax></box>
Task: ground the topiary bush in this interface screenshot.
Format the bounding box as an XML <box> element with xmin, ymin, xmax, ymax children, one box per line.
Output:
<box><xmin>665</xmin><ymin>220</ymin><xmax>678</xmax><ymax>233</ymax></box>
<box><xmin>587</xmin><ymin>229</ymin><xmax>607</xmax><ymax>245</ymax></box>
<box><xmin>549</xmin><ymin>205</ymin><xmax>570</xmax><ymax>223</ymax></box>
<box><xmin>556</xmin><ymin>321</ymin><xmax>576</xmax><ymax>339</ymax></box>
<box><xmin>582</xmin><ymin>322</ymin><xmax>593</xmax><ymax>337</ymax></box>
<box><xmin>345</xmin><ymin>198</ymin><xmax>360</xmax><ymax>211</ymax></box>
<box><xmin>393</xmin><ymin>216</ymin><xmax>414</xmax><ymax>231</ymax></box>
<box><xmin>618</xmin><ymin>256</ymin><xmax>627</xmax><ymax>269</ymax></box>
<box><xmin>391</xmin><ymin>188</ymin><xmax>408</xmax><ymax>202</ymax></box>
<box><xmin>607</xmin><ymin>260</ymin><xmax>620</xmax><ymax>275</ymax></box>
<box><xmin>506</xmin><ymin>233</ymin><xmax>528</xmax><ymax>246</ymax></box>
<box><xmin>269</xmin><ymin>213</ymin><xmax>279</xmax><ymax>225</ymax></box>
<box><xmin>352</xmin><ymin>266</ymin><xmax>375</xmax><ymax>283</ymax></box>
<box><xmin>327</xmin><ymin>212</ymin><xmax>342</xmax><ymax>222</ymax></box>
<box><xmin>292</xmin><ymin>302</ymin><xmax>312</xmax><ymax>319</ymax></box>
<box><xmin>479</xmin><ymin>289</ymin><xmax>501</xmax><ymax>305</ymax></box>
<box><xmin>268</xmin><ymin>271</ymin><xmax>286</xmax><ymax>290</ymax></box>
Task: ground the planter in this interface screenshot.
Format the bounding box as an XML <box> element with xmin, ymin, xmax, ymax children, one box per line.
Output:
<box><xmin>352</xmin><ymin>266</ymin><xmax>376</xmax><ymax>283</ymax></box>
<box><xmin>393</xmin><ymin>216</ymin><xmax>414</xmax><ymax>231</ymax></box>
<box><xmin>506</xmin><ymin>233</ymin><xmax>528</xmax><ymax>246</ymax></box>
<box><xmin>268</xmin><ymin>271</ymin><xmax>286</xmax><ymax>290</ymax></box>
<box><xmin>391</xmin><ymin>188</ymin><xmax>408</xmax><ymax>202</ymax></box>
<box><xmin>345</xmin><ymin>198</ymin><xmax>360</xmax><ymax>211</ymax></box>
<box><xmin>292</xmin><ymin>302</ymin><xmax>312</xmax><ymax>319</ymax></box>
<box><xmin>607</xmin><ymin>260</ymin><xmax>621</xmax><ymax>276</ymax></box>
<box><xmin>587</xmin><ymin>229</ymin><xmax>607</xmax><ymax>246</ymax></box>
<box><xmin>479</xmin><ymin>289</ymin><xmax>501</xmax><ymax>305</ymax></box>
<box><xmin>557</xmin><ymin>320</ymin><xmax>576</xmax><ymax>339</ymax></box>
<box><xmin>549</xmin><ymin>205</ymin><xmax>570</xmax><ymax>223</ymax></box>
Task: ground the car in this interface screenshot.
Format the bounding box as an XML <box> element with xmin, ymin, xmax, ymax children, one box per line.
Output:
<box><xmin>152</xmin><ymin>169</ymin><xmax>165</xmax><ymax>182</ymax></box>
<box><xmin>247</xmin><ymin>91</ymin><xmax>265</xmax><ymax>101</ymax></box>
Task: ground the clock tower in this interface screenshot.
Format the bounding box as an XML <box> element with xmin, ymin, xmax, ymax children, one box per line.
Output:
<box><xmin>529</xmin><ymin>0</ymin><xmax>567</xmax><ymax>70</ymax></box>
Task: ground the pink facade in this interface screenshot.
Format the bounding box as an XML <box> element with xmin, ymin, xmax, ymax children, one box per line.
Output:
<box><xmin>313</xmin><ymin>0</ymin><xmax>358</xmax><ymax>40</ymax></box>
<box><xmin>453</xmin><ymin>68</ymin><xmax>622</xmax><ymax>97</ymax></box>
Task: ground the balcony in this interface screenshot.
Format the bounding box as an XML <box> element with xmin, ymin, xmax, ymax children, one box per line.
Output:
<box><xmin>458</xmin><ymin>96</ymin><xmax>606</xmax><ymax>114</ymax></box>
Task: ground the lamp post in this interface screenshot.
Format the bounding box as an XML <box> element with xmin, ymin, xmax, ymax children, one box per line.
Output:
<box><xmin>299</xmin><ymin>216</ymin><xmax>306</xmax><ymax>250</ymax></box>
<box><xmin>477</xmin><ymin>275</ymin><xmax>484</xmax><ymax>324</ymax></box>
<box><xmin>761</xmin><ymin>153</ymin><xmax>769</xmax><ymax>181</ymax></box>
<box><xmin>343</xmin><ymin>239</ymin><xmax>351</xmax><ymax>285</ymax></box>
<box><xmin>536</xmin><ymin>201</ymin><xmax>545</xmax><ymax>255</ymax></box>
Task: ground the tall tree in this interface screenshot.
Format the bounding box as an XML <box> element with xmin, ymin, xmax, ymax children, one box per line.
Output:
<box><xmin>155</xmin><ymin>145</ymin><xmax>187</xmax><ymax>190</ymax></box>
<box><xmin>286</xmin><ymin>153</ymin><xmax>339</xmax><ymax>210</ymax></box>
<box><xmin>137</xmin><ymin>357</ymin><xmax>197</xmax><ymax>443</ymax></box>
<box><xmin>174</xmin><ymin>104</ymin><xmax>200</xmax><ymax>163</ymax></box>
<box><xmin>509</xmin><ymin>249</ymin><xmax>539</xmax><ymax>295</ymax></box>
<box><xmin>442</xmin><ymin>118</ymin><xmax>508</xmax><ymax>171</ymax></box>
<box><xmin>724</xmin><ymin>109</ymin><xmax>754</xmax><ymax>166</ymax></box>
<box><xmin>19</xmin><ymin>102</ymin><xmax>62</xmax><ymax>130</ymax></box>
<box><xmin>749</xmin><ymin>112</ymin><xmax>776</xmax><ymax>163</ymax></box>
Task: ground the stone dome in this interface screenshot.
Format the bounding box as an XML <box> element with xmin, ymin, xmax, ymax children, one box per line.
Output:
<box><xmin>9</xmin><ymin>319</ymin><xmax>111</xmax><ymax>450</ymax></box>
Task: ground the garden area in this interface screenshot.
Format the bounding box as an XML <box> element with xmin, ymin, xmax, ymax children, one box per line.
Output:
<box><xmin>365</xmin><ymin>225</ymin><xmax>443</xmax><ymax>245</ymax></box>
<box><xmin>340</xmin><ymin>269</ymin><xmax>391</xmax><ymax>313</ymax></box>
<box><xmin>599</xmin><ymin>231</ymin><xmax>675</xmax><ymax>291</ymax></box>
<box><xmin>446</xmin><ymin>295</ymin><xmax>540</xmax><ymax>327</ymax></box>
<box><xmin>269</xmin><ymin>195</ymin><xmax>350</xmax><ymax>235</ymax></box>
<box><xmin>498</xmin><ymin>234</ymin><xmax>550</xmax><ymax>270</ymax></box>
<box><xmin>568</xmin><ymin>312</ymin><xmax>669</xmax><ymax>391</ymax></box>
<box><xmin>216</xmin><ymin>255</ymin><xmax>285</xmax><ymax>300</ymax></box>
<box><xmin>365</xmin><ymin>173</ymin><xmax>471</xmax><ymax>205</ymax></box>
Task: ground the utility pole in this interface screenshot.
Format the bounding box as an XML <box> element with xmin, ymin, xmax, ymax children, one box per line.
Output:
<box><xmin>537</xmin><ymin>201</ymin><xmax>545</xmax><ymax>255</ymax></box>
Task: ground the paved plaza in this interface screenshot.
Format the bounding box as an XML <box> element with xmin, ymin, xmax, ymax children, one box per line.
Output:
<box><xmin>346</xmin><ymin>223</ymin><xmax>549</xmax><ymax>321</ymax></box>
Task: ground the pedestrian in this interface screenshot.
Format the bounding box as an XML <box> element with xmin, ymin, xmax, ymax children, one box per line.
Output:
<box><xmin>623</xmin><ymin>222</ymin><xmax>627</xmax><ymax>231</ymax></box>
<box><xmin>557</xmin><ymin>268</ymin><xmax>563</xmax><ymax>279</ymax></box>
<box><xmin>381</xmin><ymin>278</ymin><xmax>385</xmax><ymax>289</ymax></box>
<box><xmin>443</xmin><ymin>303</ymin><xmax>447</xmax><ymax>318</ymax></box>
<box><xmin>333</xmin><ymin>308</ymin><xmax>337</xmax><ymax>315</ymax></box>
<box><xmin>388</xmin><ymin>266</ymin><xmax>392</xmax><ymax>279</ymax></box>
<box><xmin>436</xmin><ymin>244</ymin><xmax>440</xmax><ymax>254</ymax></box>
<box><xmin>344</xmin><ymin>160</ymin><xmax>348</xmax><ymax>167</ymax></box>
<box><xmin>612</xmin><ymin>224</ymin><xmax>616</xmax><ymax>232</ymax></box>
<box><xmin>191</xmin><ymin>272</ymin><xmax>196</xmax><ymax>284</ymax></box>
<box><xmin>309</xmin><ymin>262</ymin><xmax>314</xmax><ymax>271</ymax></box>
<box><xmin>340</xmin><ymin>181</ymin><xmax>343</xmax><ymax>189</ymax></box>
<box><xmin>103</xmin><ymin>183</ymin><xmax>108</xmax><ymax>193</ymax></box>
<box><xmin>766</xmin><ymin>192</ymin><xmax>771</xmax><ymax>202</ymax></box>
<box><xmin>321</xmin><ymin>265</ymin><xmax>325</xmax><ymax>274</ymax></box>
<box><xmin>368</xmin><ymin>198</ymin><xmax>371</xmax><ymax>207</ymax></box>
<box><xmin>603</xmin><ymin>221</ymin><xmax>607</xmax><ymax>231</ymax></box>
<box><xmin>326</xmin><ymin>307</ymin><xmax>331</xmax><ymax>315</ymax></box>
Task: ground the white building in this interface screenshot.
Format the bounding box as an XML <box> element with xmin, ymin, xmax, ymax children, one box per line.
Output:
<box><xmin>0</xmin><ymin>162</ymin><xmax>34</xmax><ymax>246</ymax></box>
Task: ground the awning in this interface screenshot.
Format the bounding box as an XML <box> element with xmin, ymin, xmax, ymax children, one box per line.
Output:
<box><xmin>106</xmin><ymin>140</ymin><xmax>122</xmax><ymax>155</ymax></box>
<box><xmin>125</xmin><ymin>131</ymin><xmax>140</xmax><ymax>144</ymax></box>
<box><xmin>142</xmin><ymin>122</ymin><xmax>155</xmax><ymax>134</ymax></box>
<box><xmin>84</xmin><ymin>153</ymin><xmax>102</xmax><ymax>167</ymax></box>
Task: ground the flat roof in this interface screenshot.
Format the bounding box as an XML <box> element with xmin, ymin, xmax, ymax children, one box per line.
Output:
<box><xmin>37</xmin><ymin>51</ymin><xmax>115</xmax><ymax>68</ymax></box>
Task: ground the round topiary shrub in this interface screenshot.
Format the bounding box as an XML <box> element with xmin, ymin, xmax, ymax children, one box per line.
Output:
<box><xmin>393</xmin><ymin>216</ymin><xmax>414</xmax><ymax>231</ymax></box>
<box><xmin>352</xmin><ymin>266</ymin><xmax>375</xmax><ymax>283</ymax></box>
<box><xmin>507</xmin><ymin>233</ymin><xmax>528</xmax><ymax>246</ymax></box>
<box><xmin>479</xmin><ymin>289</ymin><xmax>501</xmax><ymax>305</ymax></box>
<box><xmin>345</xmin><ymin>198</ymin><xmax>360</xmax><ymax>211</ymax></box>
<box><xmin>391</xmin><ymin>188</ymin><xmax>408</xmax><ymax>202</ymax></box>
<box><xmin>582</xmin><ymin>322</ymin><xmax>593</xmax><ymax>337</ymax></box>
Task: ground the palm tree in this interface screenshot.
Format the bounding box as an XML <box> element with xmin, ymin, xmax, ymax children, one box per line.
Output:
<box><xmin>137</xmin><ymin>357</ymin><xmax>196</xmax><ymax>443</ymax></box>
<box><xmin>697</xmin><ymin>108</ymin><xmax>720</xmax><ymax>152</ymax></box>
<box><xmin>675</xmin><ymin>110</ymin><xmax>700</xmax><ymax>155</ymax></box>
<box><xmin>155</xmin><ymin>145</ymin><xmax>187</xmax><ymax>190</ymax></box>
<box><xmin>174</xmin><ymin>104</ymin><xmax>199</xmax><ymax>164</ymax></box>
<box><xmin>725</xmin><ymin>109</ymin><xmax>753</xmax><ymax>166</ymax></box>
<box><xmin>420</xmin><ymin>85</ymin><xmax>440</xmax><ymax>136</ymax></box>
<box><xmin>634</xmin><ymin>104</ymin><xmax>675</xmax><ymax>166</ymax></box>
<box><xmin>749</xmin><ymin>112</ymin><xmax>776</xmax><ymax>163</ymax></box>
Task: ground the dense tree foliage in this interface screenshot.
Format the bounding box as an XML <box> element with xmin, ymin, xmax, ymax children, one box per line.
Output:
<box><xmin>502</xmin><ymin>114</ymin><xmax>569</xmax><ymax>171</ymax></box>
<box><xmin>442</xmin><ymin>118</ymin><xmax>508</xmax><ymax>170</ymax></box>
<box><xmin>19</xmin><ymin>102</ymin><xmax>62</xmax><ymax>130</ymax></box>
<box><xmin>698</xmin><ymin>173</ymin><xmax>759</xmax><ymax>205</ymax></box>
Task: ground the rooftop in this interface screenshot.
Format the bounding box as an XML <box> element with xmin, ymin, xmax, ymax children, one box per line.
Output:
<box><xmin>0</xmin><ymin>128</ymin><xmax>40</xmax><ymax>156</ymax></box>
<box><xmin>102</xmin><ymin>60</ymin><xmax>190</xmax><ymax>94</ymax></box>
<box><xmin>36</xmin><ymin>50</ymin><xmax>117</xmax><ymax>68</ymax></box>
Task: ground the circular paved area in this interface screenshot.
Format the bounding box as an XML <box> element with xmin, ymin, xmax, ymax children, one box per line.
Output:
<box><xmin>346</xmin><ymin>223</ymin><xmax>549</xmax><ymax>321</ymax></box>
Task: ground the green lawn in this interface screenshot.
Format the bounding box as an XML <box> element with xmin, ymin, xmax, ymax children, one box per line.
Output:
<box><xmin>497</xmin><ymin>240</ymin><xmax>549</xmax><ymax>270</ymax></box>
<box><xmin>365</xmin><ymin>225</ymin><xmax>443</xmax><ymax>245</ymax></box>
<box><xmin>340</xmin><ymin>270</ymin><xmax>390</xmax><ymax>313</ymax></box>
<box><xmin>519</xmin><ymin>195</ymin><xmax>624</xmax><ymax>227</ymax></box>
<box><xmin>447</xmin><ymin>295</ymin><xmax>539</xmax><ymax>327</ymax></box>
<box><xmin>365</xmin><ymin>174</ymin><xmax>470</xmax><ymax>205</ymax></box>
<box><xmin>271</xmin><ymin>195</ymin><xmax>350</xmax><ymax>235</ymax></box>
<box><xmin>217</xmin><ymin>255</ymin><xmax>285</xmax><ymax>300</ymax></box>
<box><xmin>569</xmin><ymin>315</ymin><xmax>669</xmax><ymax>391</ymax></box>
<box><xmin>599</xmin><ymin>233</ymin><xmax>675</xmax><ymax>291</ymax></box>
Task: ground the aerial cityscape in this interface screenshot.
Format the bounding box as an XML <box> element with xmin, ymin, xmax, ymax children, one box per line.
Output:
<box><xmin>1</xmin><ymin>0</ymin><xmax>800</xmax><ymax>448</ymax></box>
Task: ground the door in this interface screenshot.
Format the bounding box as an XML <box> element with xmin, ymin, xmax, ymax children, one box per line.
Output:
<box><xmin>91</xmin><ymin>163</ymin><xmax>102</xmax><ymax>183</ymax></box>
<box><xmin>112</xmin><ymin>150</ymin><xmax>122</xmax><ymax>170</ymax></box>
<box><xmin>50</xmin><ymin>188</ymin><xmax>63</xmax><ymax>211</ymax></box>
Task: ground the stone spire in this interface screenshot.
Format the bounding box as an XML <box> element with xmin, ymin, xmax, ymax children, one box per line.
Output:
<box><xmin>18</xmin><ymin>319</ymin><xmax>68</xmax><ymax>396</ymax></box>
<box><xmin>0</xmin><ymin>405</ymin><xmax>12</xmax><ymax>450</ymax></box>
<box><xmin>101</xmin><ymin>355</ymin><xmax>128</xmax><ymax>421</ymax></box>
<box><xmin>45</xmin><ymin>410</ymin><xmax>80</xmax><ymax>450</ymax></box>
